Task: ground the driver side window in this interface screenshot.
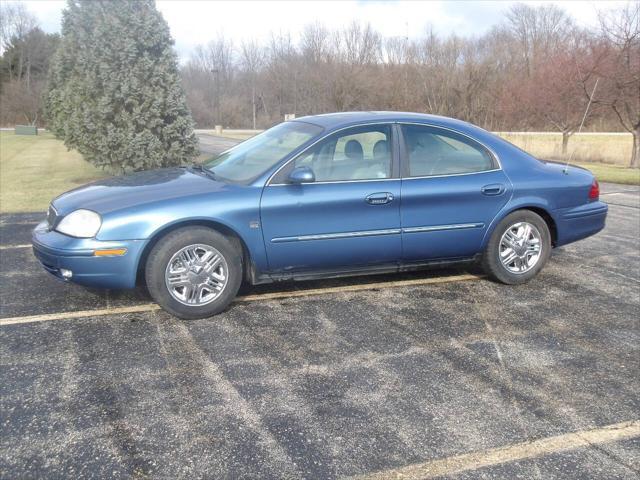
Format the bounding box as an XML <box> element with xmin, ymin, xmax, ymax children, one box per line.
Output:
<box><xmin>291</xmin><ymin>125</ymin><xmax>392</xmax><ymax>182</ymax></box>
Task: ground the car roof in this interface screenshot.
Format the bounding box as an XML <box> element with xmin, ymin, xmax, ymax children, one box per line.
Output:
<box><xmin>292</xmin><ymin>111</ymin><xmax>473</xmax><ymax>131</ymax></box>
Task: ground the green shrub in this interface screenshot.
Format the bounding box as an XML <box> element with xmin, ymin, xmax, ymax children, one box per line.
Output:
<box><xmin>46</xmin><ymin>0</ymin><xmax>198</xmax><ymax>173</ymax></box>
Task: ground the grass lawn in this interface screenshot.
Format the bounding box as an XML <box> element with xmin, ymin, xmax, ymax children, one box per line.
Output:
<box><xmin>575</xmin><ymin>162</ymin><xmax>640</xmax><ymax>186</ymax></box>
<box><xmin>0</xmin><ymin>131</ymin><xmax>108</xmax><ymax>213</ymax></box>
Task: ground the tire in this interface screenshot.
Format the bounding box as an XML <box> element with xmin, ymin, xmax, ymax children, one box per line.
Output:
<box><xmin>482</xmin><ymin>210</ymin><xmax>551</xmax><ymax>285</ymax></box>
<box><xmin>145</xmin><ymin>227</ymin><xmax>242</xmax><ymax>319</ymax></box>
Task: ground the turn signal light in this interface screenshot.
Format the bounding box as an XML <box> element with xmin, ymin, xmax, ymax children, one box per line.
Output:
<box><xmin>588</xmin><ymin>180</ymin><xmax>599</xmax><ymax>200</ymax></box>
<box><xmin>94</xmin><ymin>248</ymin><xmax>127</xmax><ymax>257</ymax></box>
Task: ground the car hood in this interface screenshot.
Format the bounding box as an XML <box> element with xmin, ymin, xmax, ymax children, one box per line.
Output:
<box><xmin>52</xmin><ymin>167</ymin><xmax>237</xmax><ymax>215</ymax></box>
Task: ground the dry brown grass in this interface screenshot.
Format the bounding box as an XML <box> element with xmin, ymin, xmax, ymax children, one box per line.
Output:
<box><xmin>496</xmin><ymin>132</ymin><xmax>632</xmax><ymax>166</ymax></box>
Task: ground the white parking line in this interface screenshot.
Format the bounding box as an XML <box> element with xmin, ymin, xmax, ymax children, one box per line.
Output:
<box><xmin>0</xmin><ymin>273</ymin><xmax>483</xmax><ymax>326</ymax></box>
<box><xmin>351</xmin><ymin>420</ymin><xmax>640</xmax><ymax>480</ymax></box>
<box><xmin>0</xmin><ymin>304</ymin><xmax>161</xmax><ymax>326</ymax></box>
<box><xmin>0</xmin><ymin>244</ymin><xmax>31</xmax><ymax>250</ymax></box>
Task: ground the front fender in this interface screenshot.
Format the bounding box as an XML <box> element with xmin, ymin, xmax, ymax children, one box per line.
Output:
<box><xmin>96</xmin><ymin>187</ymin><xmax>269</xmax><ymax>273</ymax></box>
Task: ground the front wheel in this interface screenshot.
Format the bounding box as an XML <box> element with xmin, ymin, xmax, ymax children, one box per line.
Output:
<box><xmin>145</xmin><ymin>227</ymin><xmax>242</xmax><ymax>319</ymax></box>
<box><xmin>482</xmin><ymin>210</ymin><xmax>551</xmax><ymax>285</ymax></box>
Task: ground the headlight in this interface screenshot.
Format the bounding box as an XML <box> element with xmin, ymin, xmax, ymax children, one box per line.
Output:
<box><xmin>56</xmin><ymin>209</ymin><xmax>102</xmax><ymax>238</ymax></box>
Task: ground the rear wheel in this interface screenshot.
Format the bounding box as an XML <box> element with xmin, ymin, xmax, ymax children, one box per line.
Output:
<box><xmin>145</xmin><ymin>227</ymin><xmax>242</xmax><ymax>319</ymax></box>
<box><xmin>482</xmin><ymin>210</ymin><xmax>551</xmax><ymax>285</ymax></box>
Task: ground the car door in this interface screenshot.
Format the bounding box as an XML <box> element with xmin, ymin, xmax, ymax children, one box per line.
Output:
<box><xmin>399</xmin><ymin>123</ymin><xmax>512</xmax><ymax>262</ymax></box>
<box><xmin>260</xmin><ymin>124</ymin><xmax>402</xmax><ymax>274</ymax></box>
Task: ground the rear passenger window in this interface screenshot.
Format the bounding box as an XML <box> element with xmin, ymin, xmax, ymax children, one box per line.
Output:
<box><xmin>401</xmin><ymin>125</ymin><xmax>495</xmax><ymax>177</ymax></box>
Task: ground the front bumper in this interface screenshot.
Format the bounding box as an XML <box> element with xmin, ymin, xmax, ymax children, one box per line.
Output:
<box><xmin>555</xmin><ymin>201</ymin><xmax>608</xmax><ymax>246</ymax></box>
<box><xmin>32</xmin><ymin>221</ymin><xmax>145</xmax><ymax>289</ymax></box>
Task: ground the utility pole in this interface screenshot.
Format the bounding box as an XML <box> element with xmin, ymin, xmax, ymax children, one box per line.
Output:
<box><xmin>252</xmin><ymin>80</ymin><xmax>257</xmax><ymax>130</ymax></box>
<box><xmin>404</xmin><ymin>21</ymin><xmax>409</xmax><ymax>110</ymax></box>
<box><xmin>211</xmin><ymin>68</ymin><xmax>220</xmax><ymax>127</ymax></box>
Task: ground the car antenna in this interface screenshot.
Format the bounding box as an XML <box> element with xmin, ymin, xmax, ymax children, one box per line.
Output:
<box><xmin>564</xmin><ymin>77</ymin><xmax>599</xmax><ymax>174</ymax></box>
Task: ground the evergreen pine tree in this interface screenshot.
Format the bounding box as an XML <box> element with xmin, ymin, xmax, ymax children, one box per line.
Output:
<box><xmin>46</xmin><ymin>0</ymin><xmax>198</xmax><ymax>173</ymax></box>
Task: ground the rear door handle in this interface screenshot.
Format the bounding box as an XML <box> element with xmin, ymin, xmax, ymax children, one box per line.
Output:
<box><xmin>481</xmin><ymin>184</ymin><xmax>505</xmax><ymax>196</ymax></box>
<box><xmin>365</xmin><ymin>192</ymin><xmax>394</xmax><ymax>205</ymax></box>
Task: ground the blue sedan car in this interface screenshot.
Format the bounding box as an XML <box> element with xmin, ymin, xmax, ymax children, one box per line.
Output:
<box><xmin>33</xmin><ymin>112</ymin><xmax>607</xmax><ymax>319</ymax></box>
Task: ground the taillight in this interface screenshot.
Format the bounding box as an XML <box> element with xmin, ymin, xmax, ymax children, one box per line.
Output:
<box><xmin>588</xmin><ymin>179</ymin><xmax>599</xmax><ymax>200</ymax></box>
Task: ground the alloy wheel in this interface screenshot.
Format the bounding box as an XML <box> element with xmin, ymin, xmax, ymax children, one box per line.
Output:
<box><xmin>165</xmin><ymin>244</ymin><xmax>229</xmax><ymax>306</ymax></box>
<box><xmin>498</xmin><ymin>221</ymin><xmax>542</xmax><ymax>274</ymax></box>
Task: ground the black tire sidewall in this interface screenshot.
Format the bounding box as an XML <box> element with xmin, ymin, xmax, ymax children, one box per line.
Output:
<box><xmin>145</xmin><ymin>227</ymin><xmax>242</xmax><ymax>319</ymax></box>
<box><xmin>483</xmin><ymin>210</ymin><xmax>551</xmax><ymax>285</ymax></box>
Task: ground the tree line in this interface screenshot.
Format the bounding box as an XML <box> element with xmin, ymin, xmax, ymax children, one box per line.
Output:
<box><xmin>0</xmin><ymin>1</ymin><xmax>638</xmax><ymax>168</ymax></box>
<box><xmin>0</xmin><ymin>2</ymin><xmax>59</xmax><ymax>125</ymax></box>
<box><xmin>182</xmin><ymin>2</ymin><xmax>639</xmax><ymax>166</ymax></box>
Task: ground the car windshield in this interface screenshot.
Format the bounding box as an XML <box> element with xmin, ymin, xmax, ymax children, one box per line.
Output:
<box><xmin>204</xmin><ymin>121</ymin><xmax>323</xmax><ymax>183</ymax></box>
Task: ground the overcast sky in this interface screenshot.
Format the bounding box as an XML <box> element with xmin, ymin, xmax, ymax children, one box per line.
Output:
<box><xmin>20</xmin><ymin>0</ymin><xmax>628</xmax><ymax>62</ymax></box>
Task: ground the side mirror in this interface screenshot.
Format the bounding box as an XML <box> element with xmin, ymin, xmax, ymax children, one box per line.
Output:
<box><xmin>288</xmin><ymin>166</ymin><xmax>315</xmax><ymax>184</ymax></box>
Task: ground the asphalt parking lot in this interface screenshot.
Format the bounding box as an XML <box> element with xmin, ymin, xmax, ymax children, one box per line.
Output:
<box><xmin>1</xmin><ymin>183</ymin><xmax>639</xmax><ymax>479</ymax></box>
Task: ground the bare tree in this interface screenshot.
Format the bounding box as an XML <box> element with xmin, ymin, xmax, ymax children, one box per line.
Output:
<box><xmin>507</xmin><ymin>34</ymin><xmax>595</xmax><ymax>155</ymax></box>
<box><xmin>581</xmin><ymin>3</ymin><xmax>640</xmax><ymax>167</ymax></box>
<box><xmin>505</xmin><ymin>2</ymin><xmax>574</xmax><ymax>76</ymax></box>
<box><xmin>0</xmin><ymin>4</ymin><xmax>58</xmax><ymax>126</ymax></box>
<box><xmin>300</xmin><ymin>23</ymin><xmax>331</xmax><ymax>64</ymax></box>
<box><xmin>0</xmin><ymin>2</ymin><xmax>38</xmax><ymax>83</ymax></box>
<box><xmin>0</xmin><ymin>2</ymin><xmax>37</xmax><ymax>53</ymax></box>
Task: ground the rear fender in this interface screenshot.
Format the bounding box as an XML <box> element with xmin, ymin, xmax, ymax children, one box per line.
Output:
<box><xmin>481</xmin><ymin>197</ymin><xmax>557</xmax><ymax>249</ymax></box>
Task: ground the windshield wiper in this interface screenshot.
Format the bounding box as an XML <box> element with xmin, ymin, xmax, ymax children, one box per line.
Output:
<box><xmin>188</xmin><ymin>164</ymin><xmax>217</xmax><ymax>180</ymax></box>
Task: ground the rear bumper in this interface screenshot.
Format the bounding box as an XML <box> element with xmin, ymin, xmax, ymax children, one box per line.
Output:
<box><xmin>32</xmin><ymin>222</ymin><xmax>144</xmax><ymax>289</ymax></box>
<box><xmin>555</xmin><ymin>201</ymin><xmax>608</xmax><ymax>246</ymax></box>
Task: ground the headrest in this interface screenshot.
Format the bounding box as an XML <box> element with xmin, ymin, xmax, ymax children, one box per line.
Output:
<box><xmin>345</xmin><ymin>139</ymin><xmax>363</xmax><ymax>159</ymax></box>
<box><xmin>373</xmin><ymin>140</ymin><xmax>389</xmax><ymax>158</ymax></box>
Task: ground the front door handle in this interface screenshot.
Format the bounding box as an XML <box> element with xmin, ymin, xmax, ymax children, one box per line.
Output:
<box><xmin>365</xmin><ymin>192</ymin><xmax>394</xmax><ymax>205</ymax></box>
<box><xmin>481</xmin><ymin>184</ymin><xmax>505</xmax><ymax>196</ymax></box>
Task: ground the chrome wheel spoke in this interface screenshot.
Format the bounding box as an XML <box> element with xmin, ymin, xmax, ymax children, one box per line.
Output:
<box><xmin>501</xmin><ymin>248</ymin><xmax>518</xmax><ymax>266</ymax></box>
<box><xmin>196</xmin><ymin>284</ymin><xmax>209</xmax><ymax>301</ymax></box>
<box><xmin>185</xmin><ymin>284</ymin><xmax>199</xmax><ymax>304</ymax></box>
<box><xmin>203</xmin><ymin>253</ymin><xmax>221</xmax><ymax>273</ymax></box>
<box><xmin>503</xmin><ymin>230</ymin><xmax>519</xmax><ymax>250</ymax></box>
<box><xmin>210</xmin><ymin>269</ymin><xmax>226</xmax><ymax>282</ymax></box>
<box><xmin>180</xmin><ymin>250</ymin><xmax>194</xmax><ymax>267</ymax></box>
<box><xmin>205</xmin><ymin>277</ymin><xmax>224</xmax><ymax>291</ymax></box>
<box><xmin>167</xmin><ymin>273</ymin><xmax>189</xmax><ymax>287</ymax></box>
<box><xmin>527</xmin><ymin>243</ymin><xmax>540</xmax><ymax>253</ymax></box>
